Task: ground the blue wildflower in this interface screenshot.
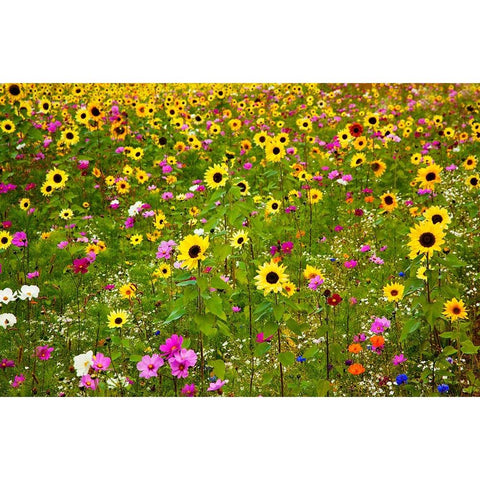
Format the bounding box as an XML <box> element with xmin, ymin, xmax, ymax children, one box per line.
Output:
<box><xmin>437</xmin><ymin>384</ymin><xmax>449</xmax><ymax>394</ymax></box>
<box><xmin>396</xmin><ymin>373</ymin><xmax>408</xmax><ymax>385</ymax></box>
<box><xmin>296</xmin><ymin>355</ymin><xmax>306</xmax><ymax>363</ymax></box>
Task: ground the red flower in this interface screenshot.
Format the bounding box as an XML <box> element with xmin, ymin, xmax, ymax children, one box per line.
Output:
<box><xmin>349</xmin><ymin>123</ymin><xmax>363</xmax><ymax>137</ymax></box>
<box><xmin>327</xmin><ymin>293</ymin><xmax>343</xmax><ymax>306</ymax></box>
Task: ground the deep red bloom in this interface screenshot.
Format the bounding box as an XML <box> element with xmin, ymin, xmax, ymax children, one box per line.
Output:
<box><xmin>72</xmin><ymin>257</ymin><xmax>91</xmax><ymax>274</ymax></box>
<box><xmin>349</xmin><ymin>123</ymin><xmax>363</xmax><ymax>137</ymax></box>
<box><xmin>327</xmin><ymin>293</ymin><xmax>343</xmax><ymax>306</ymax></box>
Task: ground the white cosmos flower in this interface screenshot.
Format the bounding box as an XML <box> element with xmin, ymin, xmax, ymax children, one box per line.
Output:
<box><xmin>0</xmin><ymin>288</ymin><xmax>17</xmax><ymax>304</ymax></box>
<box><xmin>73</xmin><ymin>350</ymin><xmax>93</xmax><ymax>377</ymax></box>
<box><xmin>128</xmin><ymin>201</ymin><xmax>143</xmax><ymax>217</ymax></box>
<box><xmin>193</xmin><ymin>228</ymin><xmax>205</xmax><ymax>236</ymax></box>
<box><xmin>18</xmin><ymin>285</ymin><xmax>40</xmax><ymax>301</ymax></box>
<box><xmin>0</xmin><ymin>313</ymin><xmax>17</xmax><ymax>328</ymax></box>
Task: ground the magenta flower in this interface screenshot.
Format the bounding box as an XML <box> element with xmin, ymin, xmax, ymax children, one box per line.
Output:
<box><xmin>159</xmin><ymin>334</ymin><xmax>183</xmax><ymax>358</ymax></box>
<box><xmin>256</xmin><ymin>332</ymin><xmax>273</xmax><ymax>343</ymax></box>
<box><xmin>360</xmin><ymin>244</ymin><xmax>371</xmax><ymax>253</ymax></box>
<box><xmin>36</xmin><ymin>345</ymin><xmax>54</xmax><ymax>361</ymax></box>
<box><xmin>27</xmin><ymin>271</ymin><xmax>40</xmax><ymax>279</ymax></box>
<box><xmin>156</xmin><ymin>240</ymin><xmax>177</xmax><ymax>260</ymax></box>
<box><xmin>137</xmin><ymin>354</ymin><xmax>164</xmax><ymax>379</ymax></box>
<box><xmin>79</xmin><ymin>374</ymin><xmax>99</xmax><ymax>390</ymax></box>
<box><xmin>11</xmin><ymin>374</ymin><xmax>25</xmax><ymax>388</ymax></box>
<box><xmin>57</xmin><ymin>241</ymin><xmax>69</xmax><ymax>249</ymax></box>
<box><xmin>392</xmin><ymin>354</ymin><xmax>407</xmax><ymax>365</ymax></box>
<box><xmin>181</xmin><ymin>383</ymin><xmax>197</xmax><ymax>397</ymax></box>
<box><xmin>281</xmin><ymin>241</ymin><xmax>294</xmax><ymax>254</ymax></box>
<box><xmin>12</xmin><ymin>231</ymin><xmax>28</xmax><ymax>247</ymax></box>
<box><xmin>168</xmin><ymin>348</ymin><xmax>197</xmax><ymax>378</ymax></box>
<box><xmin>370</xmin><ymin>316</ymin><xmax>391</xmax><ymax>333</ymax></box>
<box><xmin>0</xmin><ymin>358</ymin><xmax>15</xmax><ymax>369</ymax></box>
<box><xmin>72</xmin><ymin>257</ymin><xmax>91</xmax><ymax>274</ymax></box>
<box><xmin>308</xmin><ymin>275</ymin><xmax>324</xmax><ymax>291</ymax></box>
<box><xmin>91</xmin><ymin>352</ymin><xmax>111</xmax><ymax>372</ymax></box>
<box><xmin>232</xmin><ymin>306</ymin><xmax>242</xmax><ymax>313</ymax></box>
<box><xmin>207</xmin><ymin>379</ymin><xmax>226</xmax><ymax>392</ymax></box>
<box><xmin>344</xmin><ymin>259</ymin><xmax>357</xmax><ymax>269</ymax></box>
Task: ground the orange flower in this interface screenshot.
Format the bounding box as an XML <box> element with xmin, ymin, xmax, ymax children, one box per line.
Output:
<box><xmin>296</xmin><ymin>230</ymin><xmax>306</xmax><ymax>239</ymax></box>
<box><xmin>370</xmin><ymin>335</ymin><xmax>385</xmax><ymax>348</ymax></box>
<box><xmin>364</xmin><ymin>195</ymin><xmax>374</xmax><ymax>203</ymax></box>
<box><xmin>346</xmin><ymin>197</ymin><xmax>354</xmax><ymax>204</ymax></box>
<box><xmin>348</xmin><ymin>343</ymin><xmax>362</xmax><ymax>354</ymax></box>
<box><xmin>348</xmin><ymin>363</ymin><xmax>365</xmax><ymax>375</ymax></box>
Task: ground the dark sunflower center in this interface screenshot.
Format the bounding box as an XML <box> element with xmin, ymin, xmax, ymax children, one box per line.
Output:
<box><xmin>452</xmin><ymin>307</ymin><xmax>461</xmax><ymax>315</ymax></box>
<box><xmin>213</xmin><ymin>172</ymin><xmax>223</xmax><ymax>183</ymax></box>
<box><xmin>419</xmin><ymin>232</ymin><xmax>436</xmax><ymax>248</ymax></box>
<box><xmin>372</xmin><ymin>162</ymin><xmax>380</xmax><ymax>171</ymax></box>
<box><xmin>260</xmin><ymin>136</ymin><xmax>265</xmax><ymax>143</ymax></box>
<box><xmin>384</xmin><ymin>196</ymin><xmax>394</xmax><ymax>205</ymax></box>
<box><xmin>266</xmin><ymin>271</ymin><xmax>279</xmax><ymax>284</ymax></box>
<box><xmin>1</xmin><ymin>237</ymin><xmax>8</xmax><ymax>244</ymax></box>
<box><xmin>46</xmin><ymin>185</ymin><xmax>52</xmax><ymax>192</ymax></box>
<box><xmin>159</xmin><ymin>137</ymin><xmax>167</xmax><ymax>145</ymax></box>
<box><xmin>431</xmin><ymin>214</ymin><xmax>443</xmax><ymax>224</ymax></box>
<box><xmin>356</xmin><ymin>158</ymin><xmax>362</xmax><ymax>165</ymax></box>
<box><xmin>368</xmin><ymin>117</ymin><xmax>376</xmax><ymax>124</ymax></box>
<box><xmin>162</xmin><ymin>269</ymin><xmax>167</xmax><ymax>274</ymax></box>
<box><xmin>390</xmin><ymin>290</ymin><xmax>398</xmax><ymax>296</ymax></box>
<box><xmin>238</xmin><ymin>182</ymin><xmax>246</xmax><ymax>192</ymax></box>
<box><xmin>467</xmin><ymin>160</ymin><xmax>473</xmax><ymax>165</ymax></box>
<box><xmin>66</xmin><ymin>132</ymin><xmax>74</xmax><ymax>139</ymax></box>
<box><xmin>91</xmin><ymin>107</ymin><xmax>100</xmax><ymax>117</ymax></box>
<box><xmin>43</xmin><ymin>103</ymin><xmax>49</xmax><ymax>110</ymax></box>
<box><xmin>53</xmin><ymin>174</ymin><xmax>62</xmax><ymax>183</ymax></box>
<box><xmin>470</xmin><ymin>177</ymin><xmax>478</xmax><ymax>185</ymax></box>
<box><xmin>273</xmin><ymin>147</ymin><xmax>280</xmax><ymax>155</ymax></box>
<box><xmin>9</xmin><ymin>84</ymin><xmax>20</xmax><ymax>96</ymax></box>
<box><xmin>237</xmin><ymin>237</ymin><xmax>244</xmax><ymax>244</ymax></box>
<box><xmin>188</xmin><ymin>245</ymin><xmax>201</xmax><ymax>258</ymax></box>
<box><xmin>271</xmin><ymin>203</ymin><xmax>278</xmax><ymax>209</ymax></box>
<box><xmin>114</xmin><ymin>317</ymin><xmax>123</xmax><ymax>325</ymax></box>
<box><xmin>426</xmin><ymin>172</ymin><xmax>436</xmax><ymax>181</ymax></box>
<box><xmin>115</xmin><ymin>126</ymin><xmax>125</xmax><ymax>134</ymax></box>
<box><xmin>5</xmin><ymin>123</ymin><xmax>12</xmax><ymax>130</ymax></box>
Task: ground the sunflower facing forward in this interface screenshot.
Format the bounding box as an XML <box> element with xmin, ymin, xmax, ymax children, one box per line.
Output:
<box><xmin>423</xmin><ymin>206</ymin><xmax>451</xmax><ymax>228</ymax></box>
<box><xmin>255</xmin><ymin>260</ymin><xmax>290</xmax><ymax>295</ymax></box>
<box><xmin>383</xmin><ymin>282</ymin><xmax>405</xmax><ymax>302</ymax></box>
<box><xmin>107</xmin><ymin>310</ymin><xmax>129</xmax><ymax>328</ymax></box>
<box><xmin>177</xmin><ymin>234</ymin><xmax>210</xmax><ymax>270</ymax></box>
<box><xmin>408</xmin><ymin>220</ymin><xmax>446</xmax><ymax>258</ymax></box>
<box><xmin>415</xmin><ymin>163</ymin><xmax>442</xmax><ymax>189</ymax></box>
<box><xmin>442</xmin><ymin>298</ymin><xmax>468</xmax><ymax>321</ymax></box>
<box><xmin>204</xmin><ymin>163</ymin><xmax>228</xmax><ymax>189</ymax></box>
<box><xmin>46</xmin><ymin>168</ymin><xmax>69</xmax><ymax>190</ymax></box>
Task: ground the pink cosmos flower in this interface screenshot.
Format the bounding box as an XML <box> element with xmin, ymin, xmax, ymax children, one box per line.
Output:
<box><xmin>392</xmin><ymin>354</ymin><xmax>407</xmax><ymax>365</ymax></box>
<box><xmin>156</xmin><ymin>240</ymin><xmax>177</xmax><ymax>260</ymax></box>
<box><xmin>256</xmin><ymin>332</ymin><xmax>273</xmax><ymax>343</ymax></box>
<box><xmin>169</xmin><ymin>348</ymin><xmax>197</xmax><ymax>379</ymax></box>
<box><xmin>207</xmin><ymin>379</ymin><xmax>226</xmax><ymax>392</ymax></box>
<box><xmin>181</xmin><ymin>383</ymin><xmax>197</xmax><ymax>397</ymax></box>
<box><xmin>79</xmin><ymin>374</ymin><xmax>99</xmax><ymax>390</ymax></box>
<box><xmin>36</xmin><ymin>345</ymin><xmax>54</xmax><ymax>361</ymax></box>
<box><xmin>137</xmin><ymin>354</ymin><xmax>164</xmax><ymax>378</ymax></box>
<box><xmin>11</xmin><ymin>374</ymin><xmax>25</xmax><ymax>388</ymax></box>
<box><xmin>281</xmin><ymin>241</ymin><xmax>294</xmax><ymax>254</ymax></box>
<box><xmin>91</xmin><ymin>352</ymin><xmax>111</xmax><ymax>372</ymax></box>
<box><xmin>344</xmin><ymin>259</ymin><xmax>357</xmax><ymax>269</ymax></box>
<box><xmin>232</xmin><ymin>306</ymin><xmax>242</xmax><ymax>313</ymax></box>
<box><xmin>308</xmin><ymin>275</ymin><xmax>324</xmax><ymax>290</ymax></box>
<box><xmin>159</xmin><ymin>334</ymin><xmax>183</xmax><ymax>358</ymax></box>
<box><xmin>0</xmin><ymin>358</ymin><xmax>15</xmax><ymax>369</ymax></box>
<box><xmin>360</xmin><ymin>244</ymin><xmax>371</xmax><ymax>253</ymax></box>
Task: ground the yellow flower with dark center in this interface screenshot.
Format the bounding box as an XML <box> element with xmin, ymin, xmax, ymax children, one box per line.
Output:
<box><xmin>353</xmin><ymin>136</ymin><xmax>367</xmax><ymax>151</ymax></box>
<box><xmin>59</xmin><ymin>208</ymin><xmax>74</xmax><ymax>220</ymax></box>
<box><xmin>442</xmin><ymin>298</ymin><xmax>468</xmax><ymax>321</ymax></box>
<box><xmin>253</xmin><ymin>131</ymin><xmax>268</xmax><ymax>148</ymax></box>
<box><xmin>76</xmin><ymin>108</ymin><xmax>89</xmax><ymax>124</ymax></box>
<box><xmin>119</xmin><ymin>283</ymin><xmax>137</xmax><ymax>299</ymax></box>
<box><xmin>204</xmin><ymin>164</ymin><xmax>228</xmax><ymax>190</ymax></box>
<box><xmin>383</xmin><ymin>282</ymin><xmax>405</xmax><ymax>302</ymax></box>
<box><xmin>116</xmin><ymin>179</ymin><xmax>130</xmax><ymax>195</ymax></box>
<box><xmin>281</xmin><ymin>281</ymin><xmax>296</xmax><ymax>297</ymax></box>
<box><xmin>307</xmin><ymin>188</ymin><xmax>323</xmax><ymax>204</ymax></box>
<box><xmin>105</xmin><ymin>176</ymin><xmax>115</xmax><ymax>186</ymax></box>
<box><xmin>415</xmin><ymin>163</ymin><xmax>442</xmax><ymax>189</ymax></box>
<box><xmin>154</xmin><ymin>263</ymin><xmax>171</xmax><ymax>279</ymax></box>
<box><xmin>231</xmin><ymin>230</ymin><xmax>249</xmax><ymax>249</ymax></box>
<box><xmin>88</xmin><ymin>102</ymin><xmax>103</xmax><ymax>121</ymax></box>
<box><xmin>462</xmin><ymin>155</ymin><xmax>477</xmax><ymax>170</ymax></box>
<box><xmin>19</xmin><ymin>198</ymin><xmax>31</xmax><ymax>211</ymax></box>
<box><xmin>41</xmin><ymin>181</ymin><xmax>55</xmax><ymax>197</ymax></box>
<box><xmin>265</xmin><ymin>140</ymin><xmax>285</xmax><ymax>163</ymax></box>
<box><xmin>177</xmin><ymin>234</ymin><xmax>210</xmax><ymax>270</ymax></box>
<box><xmin>379</xmin><ymin>192</ymin><xmax>397</xmax><ymax>212</ymax></box>
<box><xmin>61</xmin><ymin>128</ymin><xmax>79</xmax><ymax>145</ymax></box>
<box><xmin>6</xmin><ymin>83</ymin><xmax>23</xmax><ymax>100</ymax></box>
<box><xmin>0</xmin><ymin>230</ymin><xmax>13</xmax><ymax>250</ymax></box>
<box><xmin>370</xmin><ymin>160</ymin><xmax>387</xmax><ymax>178</ymax></box>
<box><xmin>265</xmin><ymin>198</ymin><xmax>281</xmax><ymax>215</ymax></box>
<box><xmin>1</xmin><ymin>119</ymin><xmax>16</xmax><ymax>134</ymax></box>
<box><xmin>130</xmin><ymin>234</ymin><xmax>143</xmax><ymax>246</ymax></box>
<box><xmin>407</xmin><ymin>220</ymin><xmax>445</xmax><ymax>258</ymax></box>
<box><xmin>107</xmin><ymin>310</ymin><xmax>129</xmax><ymax>328</ymax></box>
<box><xmin>423</xmin><ymin>206</ymin><xmax>451</xmax><ymax>228</ymax></box>
<box><xmin>46</xmin><ymin>168</ymin><xmax>69</xmax><ymax>190</ymax></box>
<box><xmin>235</xmin><ymin>179</ymin><xmax>250</xmax><ymax>196</ymax></box>
<box><xmin>255</xmin><ymin>260</ymin><xmax>290</xmax><ymax>295</ymax></box>
<box><xmin>465</xmin><ymin>174</ymin><xmax>480</xmax><ymax>189</ymax></box>
<box><xmin>350</xmin><ymin>153</ymin><xmax>366</xmax><ymax>168</ymax></box>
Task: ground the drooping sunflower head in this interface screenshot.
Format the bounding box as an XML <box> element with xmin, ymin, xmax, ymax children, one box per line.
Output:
<box><xmin>383</xmin><ymin>282</ymin><xmax>405</xmax><ymax>302</ymax></box>
<box><xmin>442</xmin><ymin>298</ymin><xmax>468</xmax><ymax>321</ymax></box>
<box><xmin>235</xmin><ymin>179</ymin><xmax>250</xmax><ymax>196</ymax></box>
<box><xmin>204</xmin><ymin>164</ymin><xmax>228</xmax><ymax>190</ymax></box>
<box><xmin>107</xmin><ymin>310</ymin><xmax>129</xmax><ymax>328</ymax></box>
<box><xmin>255</xmin><ymin>260</ymin><xmax>290</xmax><ymax>295</ymax></box>
<box><xmin>408</xmin><ymin>220</ymin><xmax>446</xmax><ymax>258</ymax></box>
<box><xmin>177</xmin><ymin>234</ymin><xmax>210</xmax><ymax>270</ymax></box>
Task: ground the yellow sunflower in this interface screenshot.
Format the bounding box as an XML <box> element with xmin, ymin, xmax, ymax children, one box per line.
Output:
<box><xmin>255</xmin><ymin>260</ymin><xmax>290</xmax><ymax>295</ymax></box>
<box><xmin>465</xmin><ymin>174</ymin><xmax>480</xmax><ymax>189</ymax></box>
<box><xmin>130</xmin><ymin>234</ymin><xmax>143</xmax><ymax>246</ymax></box>
<box><xmin>383</xmin><ymin>282</ymin><xmax>405</xmax><ymax>302</ymax></box>
<box><xmin>204</xmin><ymin>164</ymin><xmax>228</xmax><ymax>190</ymax></box>
<box><xmin>230</xmin><ymin>230</ymin><xmax>249</xmax><ymax>249</ymax></box>
<box><xmin>370</xmin><ymin>160</ymin><xmax>387</xmax><ymax>178</ymax></box>
<box><xmin>423</xmin><ymin>206</ymin><xmax>451</xmax><ymax>228</ymax></box>
<box><xmin>19</xmin><ymin>198</ymin><xmax>31</xmax><ymax>211</ymax></box>
<box><xmin>407</xmin><ymin>220</ymin><xmax>446</xmax><ymax>258</ymax></box>
<box><xmin>0</xmin><ymin>230</ymin><xmax>13</xmax><ymax>250</ymax></box>
<box><xmin>41</xmin><ymin>181</ymin><xmax>55</xmax><ymax>197</ymax></box>
<box><xmin>442</xmin><ymin>298</ymin><xmax>468</xmax><ymax>321</ymax></box>
<box><xmin>350</xmin><ymin>153</ymin><xmax>366</xmax><ymax>168</ymax></box>
<box><xmin>46</xmin><ymin>168</ymin><xmax>69</xmax><ymax>190</ymax></box>
<box><xmin>153</xmin><ymin>263</ymin><xmax>172</xmax><ymax>279</ymax></box>
<box><xmin>415</xmin><ymin>163</ymin><xmax>442</xmax><ymax>189</ymax></box>
<box><xmin>307</xmin><ymin>188</ymin><xmax>323</xmax><ymax>204</ymax></box>
<box><xmin>462</xmin><ymin>155</ymin><xmax>477</xmax><ymax>170</ymax></box>
<box><xmin>379</xmin><ymin>192</ymin><xmax>398</xmax><ymax>212</ymax></box>
<box><xmin>119</xmin><ymin>283</ymin><xmax>137</xmax><ymax>299</ymax></box>
<box><xmin>265</xmin><ymin>140</ymin><xmax>285</xmax><ymax>163</ymax></box>
<box><xmin>59</xmin><ymin>208</ymin><xmax>74</xmax><ymax>220</ymax></box>
<box><xmin>303</xmin><ymin>265</ymin><xmax>324</xmax><ymax>280</ymax></box>
<box><xmin>177</xmin><ymin>234</ymin><xmax>210</xmax><ymax>270</ymax></box>
<box><xmin>1</xmin><ymin>119</ymin><xmax>16</xmax><ymax>134</ymax></box>
<box><xmin>107</xmin><ymin>310</ymin><xmax>129</xmax><ymax>328</ymax></box>
<box><xmin>265</xmin><ymin>198</ymin><xmax>282</xmax><ymax>215</ymax></box>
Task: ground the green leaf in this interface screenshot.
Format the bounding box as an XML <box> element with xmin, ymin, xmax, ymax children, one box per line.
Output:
<box><xmin>210</xmin><ymin>359</ymin><xmax>226</xmax><ymax>380</ymax></box>
<box><xmin>163</xmin><ymin>306</ymin><xmax>187</xmax><ymax>325</ymax></box>
<box><xmin>204</xmin><ymin>295</ymin><xmax>226</xmax><ymax>320</ymax></box>
<box><xmin>317</xmin><ymin>379</ymin><xmax>331</xmax><ymax>397</ymax></box>
<box><xmin>286</xmin><ymin>318</ymin><xmax>303</xmax><ymax>335</ymax></box>
<box><xmin>442</xmin><ymin>346</ymin><xmax>458</xmax><ymax>356</ymax></box>
<box><xmin>262</xmin><ymin>372</ymin><xmax>274</xmax><ymax>385</ymax></box>
<box><xmin>400</xmin><ymin>318</ymin><xmax>421</xmax><ymax>342</ymax></box>
<box><xmin>273</xmin><ymin>303</ymin><xmax>285</xmax><ymax>322</ymax></box>
<box><xmin>439</xmin><ymin>331</ymin><xmax>456</xmax><ymax>339</ymax></box>
<box><xmin>254</xmin><ymin>342</ymin><xmax>271</xmax><ymax>356</ymax></box>
<box><xmin>278</xmin><ymin>352</ymin><xmax>295</xmax><ymax>366</ymax></box>
<box><xmin>461</xmin><ymin>340</ymin><xmax>479</xmax><ymax>355</ymax></box>
<box><xmin>197</xmin><ymin>276</ymin><xmax>209</xmax><ymax>292</ymax></box>
<box><xmin>304</xmin><ymin>346</ymin><xmax>319</xmax><ymax>359</ymax></box>
<box><xmin>194</xmin><ymin>314</ymin><xmax>217</xmax><ymax>336</ymax></box>
<box><xmin>129</xmin><ymin>355</ymin><xmax>143</xmax><ymax>362</ymax></box>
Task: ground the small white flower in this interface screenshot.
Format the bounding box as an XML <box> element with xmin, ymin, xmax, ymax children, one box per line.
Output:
<box><xmin>73</xmin><ymin>351</ymin><xmax>93</xmax><ymax>377</ymax></box>
<box><xmin>189</xmin><ymin>185</ymin><xmax>199</xmax><ymax>192</ymax></box>
<box><xmin>0</xmin><ymin>288</ymin><xmax>17</xmax><ymax>304</ymax></box>
<box><xmin>18</xmin><ymin>285</ymin><xmax>40</xmax><ymax>301</ymax></box>
<box><xmin>0</xmin><ymin>313</ymin><xmax>17</xmax><ymax>328</ymax></box>
<box><xmin>16</xmin><ymin>143</ymin><xmax>26</xmax><ymax>150</ymax></box>
<box><xmin>193</xmin><ymin>228</ymin><xmax>205</xmax><ymax>236</ymax></box>
<box><xmin>128</xmin><ymin>201</ymin><xmax>143</xmax><ymax>217</ymax></box>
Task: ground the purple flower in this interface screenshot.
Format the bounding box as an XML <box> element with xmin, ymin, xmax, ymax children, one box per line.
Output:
<box><xmin>0</xmin><ymin>358</ymin><xmax>15</xmax><ymax>369</ymax></box>
<box><xmin>124</xmin><ymin>217</ymin><xmax>135</xmax><ymax>229</ymax></box>
<box><xmin>168</xmin><ymin>348</ymin><xmax>197</xmax><ymax>379</ymax></box>
<box><xmin>181</xmin><ymin>383</ymin><xmax>197</xmax><ymax>396</ymax></box>
<box><xmin>136</xmin><ymin>354</ymin><xmax>164</xmax><ymax>379</ymax></box>
<box><xmin>156</xmin><ymin>240</ymin><xmax>176</xmax><ymax>260</ymax></box>
<box><xmin>36</xmin><ymin>345</ymin><xmax>54</xmax><ymax>361</ymax></box>
<box><xmin>207</xmin><ymin>378</ymin><xmax>226</xmax><ymax>392</ymax></box>
<box><xmin>79</xmin><ymin>374</ymin><xmax>99</xmax><ymax>390</ymax></box>
<box><xmin>308</xmin><ymin>275</ymin><xmax>324</xmax><ymax>291</ymax></box>
<box><xmin>360</xmin><ymin>244</ymin><xmax>371</xmax><ymax>253</ymax></box>
<box><xmin>334</xmin><ymin>225</ymin><xmax>343</xmax><ymax>232</ymax></box>
<box><xmin>232</xmin><ymin>306</ymin><xmax>242</xmax><ymax>313</ymax></box>
<box><xmin>281</xmin><ymin>241</ymin><xmax>294</xmax><ymax>254</ymax></box>
<box><xmin>12</xmin><ymin>231</ymin><xmax>28</xmax><ymax>247</ymax></box>
<box><xmin>91</xmin><ymin>352</ymin><xmax>111</xmax><ymax>372</ymax></box>
<box><xmin>57</xmin><ymin>241</ymin><xmax>69</xmax><ymax>249</ymax></box>
<box><xmin>11</xmin><ymin>374</ymin><xmax>25</xmax><ymax>388</ymax></box>
<box><xmin>344</xmin><ymin>259</ymin><xmax>357</xmax><ymax>269</ymax></box>
<box><xmin>392</xmin><ymin>353</ymin><xmax>407</xmax><ymax>365</ymax></box>
<box><xmin>27</xmin><ymin>271</ymin><xmax>39</xmax><ymax>279</ymax></box>
<box><xmin>159</xmin><ymin>334</ymin><xmax>183</xmax><ymax>358</ymax></box>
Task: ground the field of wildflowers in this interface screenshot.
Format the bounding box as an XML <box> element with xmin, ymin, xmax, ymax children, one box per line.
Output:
<box><xmin>0</xmin><ymin>82</ymin><xmax>479</xmax><ymax>397</ymax></box>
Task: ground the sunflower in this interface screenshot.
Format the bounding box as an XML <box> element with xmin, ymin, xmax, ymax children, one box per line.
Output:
<box><xmin>462</xmin><ymin>155</ymin><xmax>477</xmax><ymax>170</ymax></box>
<box><xmin>75</xmin><ymin>108</ymin><xmax>89</xmax><ymax>124</ymax></box>
<box><xmin>119</xmin><ymin>283</ymin><xmax>137</xmax><ymax>299</ymax></box>
<box><xmin>107</xmin><ymin>310</ymin><xmax>129</xmax><ymax>328</ymax></box>
<box><xmin>281</xmin><ymin>281</ymin><xmax>296</xmax><ymax>297</ymax></box>
<box><xmin>61</xmin><ymin>128</ymin><xmax>80</xmax><ymax>146</ymax></box>
<box><xmin>408</xmin><ymin>220</ymin><xmax>446</xmax><ymax>258</ymax></box>
<box><xmin>235</xmin><ymin>179</ymin><xmax>250</xmax><ymax>196</ymax></box>
<box><xmin>6</xmin><ymin>83</ymin><xmax>23</xmax><ymax>100</ymax></box>
<box><xmin>0</xmin><ymin>119</ymin><xmax>15</xmax><ymax>134</ymax></box>
<box><xmin>423</xmin><ymin>206</ymin><xmax>451</xmax><ymax>228</ymax></box>
<box><xmin>230</xmin><ymin>230</ymin><xmax>249</xmax><ymax>249</ymax></box>
<box><xmin>379</xmin><ymin>192</ymin><xmax>397</xmax><ymax>212</ymax></box>
<box><xmin>410</xmin><ymin>153</ymin><xmax>422</xmax><ymax>165</ymax></box>
<box><xmin>255</xmin><ymin>260</ymin><xmax>290</xmax><ymax>295</ymax></box>
<box><xmin>46</xmin><ymin>168</ymin><xmax>69</xmax><ymax>190</ymax></box>
<box><xmin>383</xmin><ymin>282</ymin><xmax>405</xmax><ymax>302</ymax></box>
<box><xmin>303</xmin><ymin>265</ymin><xmax>324</xmax><ymax>280</ymax></box>
<box><xmin>19</xmin><ymin>198</ymin><xmax>31</xmax><ymax>211</ymax></box>
<box><xmin>177</xmin><ymin>234</ymin><xmax>210</xmax><ymax>270</ymax></box>
<box><xmin>0</xmin><ymin>231</ymin><xmax>13</xmax><ymax>250</ymax></box>
<box><xmin>153</xmin><ymin>211</ymin><xmax>167</xmax><ymax>230</ymax></box>
<box><xmin>369</xmin><ymin>159</ymin><xmax>386</xmax><ymax>178</ymax></box>
<box><xmin>265</xmin><ymin>140</ymin><xmax>285</xmax><ymax>163</ymax></box>
<box><xmin>130</xmin><ymin>234</ymin><xmax>143</xmax><ymax>246</ymax></box>
<box><xmin>154</xmin><ymin>263</ymin><xmax>171</xmax><ymax>279</ymax></box>
<box><xmin>116</xmin><ymin>179</ymin><xmax>131</xmax><ymax>195</ymax></box>
<box><xmin>307</xmin><ymin>188</ymin><xmax>323</xmax><ymax>204</ymax></box>
<box><xmin>38</xmin><ymin>98</ymin><xmax>52</xmax><ymax>114</ymax></box>
<box><xmin>265</xmin><ymin>198</ymin><xmax>282</xmax><ymax>215</ymax></box>
<box><xmin>350</xmin><ymin>152</ymin><xmax>366</xmax><ymax>168</ymax></box>
<box><xmin>337</xmin><ymin>128</ymin><xmax>351</xmax><ymax>147</ymax></box>
<box><xmin>349</xmin><ymin>123</ymin><xmax>363</xmax><ymax>137</ymax></box>
<box><xmin>88</xmin><ymin>102</ymin><xmax>103</xmax><ymax>121</ymax></box>
<box><xmin>204</xmin><ymin>164</ymin><xmax>228</xmax><ymax>190</ymax></box>
<box><xmin>353</xmin><ymin>136</ymin><xmax>367</xmax><ymax>151</ymax></box>
<box><xmin>59</xmin><ymin>208</ymin><xmax>74</xmax><ymax>220</ymax></box>
<box><xmin>465</xmin><ymin>174</ymin><xmax>480</xmax><ymax>189</ymax></box>
<box><xmin>415</xmin><ymin>163</ymin><xmax>442</xmax><ymax>189</ymax></box>
<box><xmin>275</xmin><ymin>133</ymin><xmax>290</xmax><ymax>146</ymax></box>
<box><xmin>364</xmin><ymin>113</ymin><xmax>379</xmax><ymax>129</ymax></box>
<box><xmin>442</xmin><ymin>298</ymin><xmax>468</xmax><ymax>321</ymax></box>
<box><xmin>254</xmin><ymin>132</ymin><xmax>269</xmax><ymax>148</ymax></box>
